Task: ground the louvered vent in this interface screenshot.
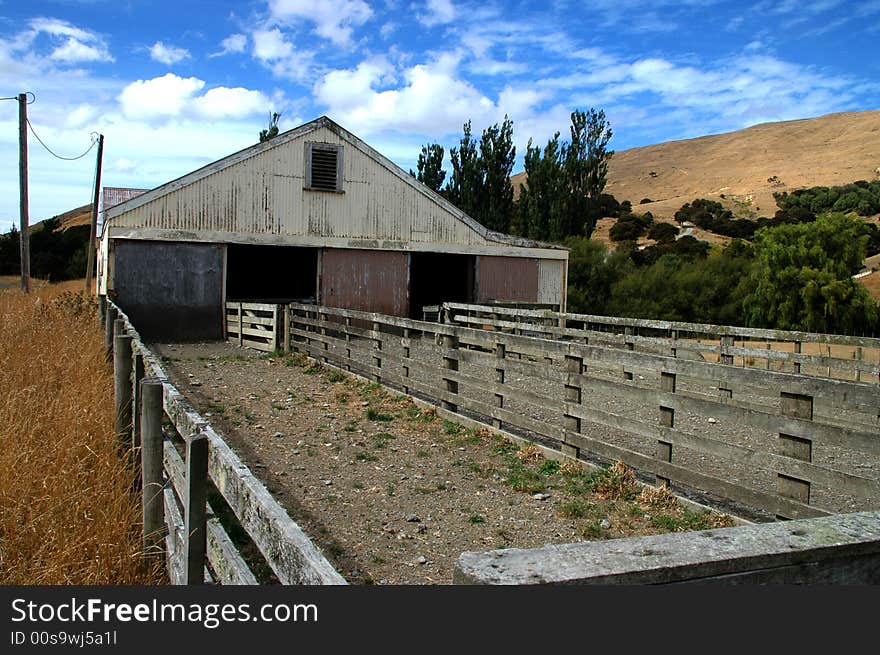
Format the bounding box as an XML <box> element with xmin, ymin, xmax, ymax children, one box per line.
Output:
<box><xmin>308</xmin><ymin>144</ymin><xmax>341</xmax><ymax>192</ymax></box>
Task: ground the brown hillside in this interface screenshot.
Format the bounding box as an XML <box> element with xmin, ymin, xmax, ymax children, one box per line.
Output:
<box><xmin>31</xmin><ymin>203</ymin><xmax>93</xmax><ymax>233</ymax></box>
<box><xmin>605</xmin><ymin>110</ymin><xmax>880</xmax><ymax>221</ymax></box>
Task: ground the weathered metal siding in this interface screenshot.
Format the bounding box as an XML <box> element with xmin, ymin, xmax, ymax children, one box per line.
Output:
<box><xmin>537</xmin><ymin>259</ymin><xmax>565</xmax><ymax>307</ymax></box>
<box><xmin>320</xmin><ymin>248</ymin><xmax>409</xmax><ymax>317</ymax></box>
<box><xmin>111</xmin><ymin>240</ymin><xmax>223</xmax><ymax>341</ymax></box>
<box><xmin>475</xmin><ymin>256</ymin><xmax>539</xmax><ymax>303</ymax></box>
<box><xmin>109</xmin><ymin>125</ymin><xmax>491</xmax><ymax>247</ymax></box>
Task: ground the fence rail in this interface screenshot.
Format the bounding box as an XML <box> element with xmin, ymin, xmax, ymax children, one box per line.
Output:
<box><xmin>282</xmin><ymin>302</ymin><xmax>880</xmax><ymax>522</ymax></box>
<box><xmin>442</xmin><ymin>302</ymin><xmax>880</xmax><ymax>384</ymax></box>
<box><xmin>106</xmin><ymin>301</ymin><xmax>346</xmax><ymax>585</ymax></box>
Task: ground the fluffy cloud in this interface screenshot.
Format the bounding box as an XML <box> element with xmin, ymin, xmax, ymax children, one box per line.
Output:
<box><xmin>314</xmin><ymin>53</ymin><xmax>503</xmax><ymax>136</ymax></box>
<box><xmin>150</xmin><ymin>41</ymin><xmax>191</xmax><ymax>65</ymax></box>
<box><xmin>418</xmin><ymin>0</ymin><xmax>457</xmax><ymax>27</ymax></box>
<box><xmin>252</xmin><ymin>28</ymin><xmax>293</xmax><ymax>61</ymax></box>
<box><xmin>212</xmin><ymin>33</ymin><xmax>248</xmax><ymax>57</ymax></box>
<box><xmin>268</xmin><ymin>0</ymin><xmax>372</xmax><ymax>45</ymax></box>
<box><xmin>23</xmin><ymin>18</ymin><xmax>113</xmax><ymax>64</ymax></box>
<box><xmin>118</xmin><ymin>73</ymin><xmax>269</xmax><ymax>122</ymax></box>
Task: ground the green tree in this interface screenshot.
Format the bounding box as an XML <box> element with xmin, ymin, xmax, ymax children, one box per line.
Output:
<box><xmin>564</xmin><ymin>108</ymin><xmax>614</xmax><ymax>237</ymax></box>
<box><xmin>445</xmin><ymin>117</ymin><xmax>516</xmax><ymax>233</ymax></box>
<box><xmin>410</xmin><ymin>143</ymin><xmax>446</xmax><ymax>193</ymax></box>
<box><xmin>477</xmin><ymin>116</ymin><xmax>516</xmax><ymax>233</ymax></box>
<box><xmin>446</xmin><ymin>120</ymin><xmax>481</xmax><ymax>219</ymax></box>
<box><xmin>518</xmin><ymin>133</ymin><xmax>564</xmax><ymax>240</ymax></box>
<box><xmin>744</xmin><ymin>213</ymin><xmax>878</xmax><ymax>334</ymax></box>
<box><xmin>564</xmin><ymin>237</ymin><xmax>633</xmax><ymax>314</ymax></box>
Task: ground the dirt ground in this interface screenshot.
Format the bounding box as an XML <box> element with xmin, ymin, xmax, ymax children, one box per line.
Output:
<box><xmin>153</xmin><ymin>340</ymin><xmax>733</xmax><ymax>585</ymax></box>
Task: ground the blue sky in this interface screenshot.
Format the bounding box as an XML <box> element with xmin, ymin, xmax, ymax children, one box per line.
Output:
<box><xmin>1</xmin><ymin>0</ymin><xmax>879</xmax><ymax>232</ymax></box>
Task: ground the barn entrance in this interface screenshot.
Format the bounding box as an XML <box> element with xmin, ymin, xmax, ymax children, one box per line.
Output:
<box><xmin>408</xmin><ymin>252</ymin><xmax>475</xmax><ymax>319</ymax></box>
<box><xmin>225</xmin><ymin>244</ymin><xmax>318</xmax><ymax>303</ymax></box>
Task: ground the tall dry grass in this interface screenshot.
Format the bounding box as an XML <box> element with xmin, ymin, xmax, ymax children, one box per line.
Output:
<box><xmin>0</xmin><ymin>280</ymin><xmax>163</xmax><ymax>584</ymax></box>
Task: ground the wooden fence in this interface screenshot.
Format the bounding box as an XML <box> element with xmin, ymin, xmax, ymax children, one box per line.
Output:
<box><xmin>284</xmin><ymin>302</ymin><xmax>880</xmax><ymax>522</ymax></box>
<box><xmin>442</xmin><ymin>302</ymin><xmax>880</xmax><ymax>384</ymax></box>
<box><xmin>225</xmin><ymin>302</ymin><xmax>282</xmax><ymax>352</ymax></box>
<box><xmin>104</xmin><ymin>301</ymin><xmax>346</xmax><ymax>585</ymax></box>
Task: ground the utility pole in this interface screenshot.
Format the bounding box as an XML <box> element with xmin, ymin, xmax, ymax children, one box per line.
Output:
<box><xmin>85</xmin><ymin>133</ymin><xmax>104</xmax><ymax>293</ymax></box>
<box><xmin>18</xmin><ymin>92</ymin><xmax>29</xmax><ymax>293</ymax></box>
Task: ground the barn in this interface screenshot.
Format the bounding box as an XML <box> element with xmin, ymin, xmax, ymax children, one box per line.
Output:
<box><xmin>98</xmin><ymin>116</ymin><xmax>568</xmax><ymax>341</ymax></box>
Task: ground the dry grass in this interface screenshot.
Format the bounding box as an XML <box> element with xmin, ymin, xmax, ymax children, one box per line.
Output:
<box><xmin>0</xmin><ymin>280</ymin><xmax>163</xmax><ymax>584</ymax></box>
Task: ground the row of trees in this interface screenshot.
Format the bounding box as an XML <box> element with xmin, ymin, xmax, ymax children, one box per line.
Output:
<box><xmin>411</xmin><ymin>109</ymin><xmax>615</xmax><ymax>239</ymax></box>
<box><xmin>567</xmin><ymin>212</ymin><xmax>878</xmax><ymax>335</ymax></box>
<box><xmin>0</xmin><ymin>219</ymin><xmax>89</xmax><ymax>281</ymax></box>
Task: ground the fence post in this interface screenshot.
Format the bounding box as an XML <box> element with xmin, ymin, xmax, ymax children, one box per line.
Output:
<box><xmin>623</xmin><ymin>326</ymin><xmax>634</xmax><ymax>380</ymax></box>
<box><xmin>561</xmin><ymin>352</ymin><xmax>583</xmax><ymax>459</ymax></box>
<box><xmin>237</xmin><ymin>303</ymin><xmax>243</xmax><ymax>347</ymax></box>
<box><xmin>141</xmin><ymin>381</ymin><xmax>165</xmax><ymax>571</ymax></box>
<box><xmin>344</xmin><ymin>317</ymin><xmax>352</xmax><ymax>371</ymax></box>
<box><xmin>184</xmin><ymin>433</ymin><xmax>209</xmax><ymax>584</ymax></box>
<box><xmin>283</xmin><ymin>305</ymin><xmax>291</xmax><ymax>353</ymax></box>
<box><xmin>855</xmin><ymin>346</ymin><xmax>862</xmax><ymax>383</ymax></box>
<box><xmin>793</xmin><ymin>341</ymin><xmax>802</xmax><ymax>374</ymax></box>
<box><xmin>657</xmin><ymin>371</ymin><xmax>676</xmax><ymax>487</ymax></box>
<box><xmin>114</xmin><ymin>321</ymin><xmax>133</xmax><ymax>452</ymax></box>
<box><xmin>442</xmin><ymin>333</ymin><xmax>459</xmax><ymax>413</ymax></box>
<box><xmin>720</xmin><ymin>335</ymin><xmax>734</xmax><ymax>365</ymax></box>
<box><xmin>776</xmin><ymin>392</ymin><xmax>814</xmax><ymax>519</ymax></box>
<box><xmin>131</xmin><ymin>350</ymin><xmax>146</xmax><ymax>476</ymax></box>
<box><xmin>402</xmin><ymin>328</ymin><xmax>411</xmax><ymax>395</ymax></box>
<box><xmin>493</xmin><ymin>342</ymin><xmax>506</xmax><ymax>430</ymax></box>
<box><xmin>104</xmin><ymin>304</ymin><xmax>118</xmax><ymax>360</ymax></box>
<box><xmin>272</xmin><ymin>304</ymin><xmax>281</xmax><ymax>352</ymax></box>
<box><xmin>372</xmin><ymin>320</ymin><xmax>382</xmax><ymax>383</ymax></box>
<box><xmin>98</xmin><ymin>295</ymin><xmax>107</xmax><ymax>329</ymax></box>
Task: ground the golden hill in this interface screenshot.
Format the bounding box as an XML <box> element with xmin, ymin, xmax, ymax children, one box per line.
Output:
<box><xmin>605</xmin><ymin>109</ymin><xmax>880</xmax><ymax>221</ymax></box>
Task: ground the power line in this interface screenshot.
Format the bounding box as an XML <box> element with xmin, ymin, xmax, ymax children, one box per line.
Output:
<box><xmin>26</xmin><ymin>119</ymin><xmax>99</xmax><ymax>161</ymax></box>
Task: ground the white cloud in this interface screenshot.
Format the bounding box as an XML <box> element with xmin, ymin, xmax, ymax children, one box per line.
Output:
<box><xmin>418</xmin><ymin>0</ymin><xmax>457</xmax><ymax>27</ymax></box>
<box><xmin>118</xmin><ymin>74</ymin><xmax>206</xmax><ymax>120</ymax></box>
<box><xmin>252</xmin><ymin>28</ymin><xmax>293</xmax><ymax>61</ymax></box>
<box><xmin>268</xmin><ymin>0</ymin><xmax>372</xmax><ymax>45</ymax></box>
<box><xmin>314</xmin><ymin>53</ymin><xmax>502</xmax><ymax>136</ymax></box>
<box><xmin>251</xmin><ymin>28</ymin><xmax>314</xmax><ymax>81</ymax></box>
<box><xmin>50</xmin><ymin>37</ymin><xmax>112</xmax><ymax>63</ymax></box>
<box><xmin>22</xmin><ymin>18</ymin><xmax>114</xmax><ymax>64</ymax></box>
<box><xmin>193</xmin><ymin>87</ymin><xmax>269</xmax><ymax>119</ymax></box>
<box><xmin>118</xmin><ymin>74</ymin><xmax>271</xmax><ymax>122</ymax></box>
<box><xmin>211</xmin><ymin>33</ymin><xmax>248</xmax><ymax>57</ymax></box>
<box><xmin>150</xmin><ymin>41</ymin><xmax>191</xmax><ymax>65</ymax></box>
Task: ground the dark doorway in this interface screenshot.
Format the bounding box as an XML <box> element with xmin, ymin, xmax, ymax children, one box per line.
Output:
<box><xmin>226</xmin><ymin>244</ymin><xmax>318</xmax><ymax>302</ymax></box>
<box><xmin>409</xmin><ymin>252</ymin><xmax>474</xmax><ymax>318</ymax></box>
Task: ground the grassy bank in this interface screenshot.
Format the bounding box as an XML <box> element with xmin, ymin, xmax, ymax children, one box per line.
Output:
<box><xmin>0</xmin><ymin>280</ymin><xmax>162</xmax><ymax>584</ymax></box>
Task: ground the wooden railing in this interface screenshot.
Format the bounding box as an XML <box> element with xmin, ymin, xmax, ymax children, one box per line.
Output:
<box><xmin>104</xmin><ymin>301</ymin><xmax>346</xmax><ymax>585</ymax></box>
<box><xmin>225</xmin><ymin>302</ymin><xmax>282</xmax><ymax>352</ymax></box>
<box><xmin>285</xmin><ymin>302</ymin><xmax>880</xmax><ymax>522</ymax></box>
<box><xmin>442</xmin><ymin>302</ymin><xmax>880</xmax><ymax>384</ymax></box>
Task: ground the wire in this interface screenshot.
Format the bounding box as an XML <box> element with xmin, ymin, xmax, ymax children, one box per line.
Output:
<box><xmin>1</xmin><ymin>92</ymin><xmax>35</xmax><ymax>103</ymax></box>
<box><xmin>26</xmin><ymin>119</ymin><xmax>98</xmax><ymax>161</ymax></box>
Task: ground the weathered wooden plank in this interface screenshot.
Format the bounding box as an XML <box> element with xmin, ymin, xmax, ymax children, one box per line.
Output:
<box><xmin>206</xmin><ymin>517</ymin><xmax>258</xmax><ymax>585</ymax></box>
<box><xmin>164</xmin><ymin>486</ymin><xmax>185</xmax><ymax>586</ymax></box>
<box><xmin>444</xmin><ymin>301</ymin><xmax>880</xmax><ymax>349</ymax></box>
<box><xmin>203</xmin><ymin>425</ymin><xmax>346</xmax><ymax>584</ymax></box>
<box><xmin>165</xmin><ymin>441</ymin><xmax>258</xmax><ymax>585</ymax></box>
